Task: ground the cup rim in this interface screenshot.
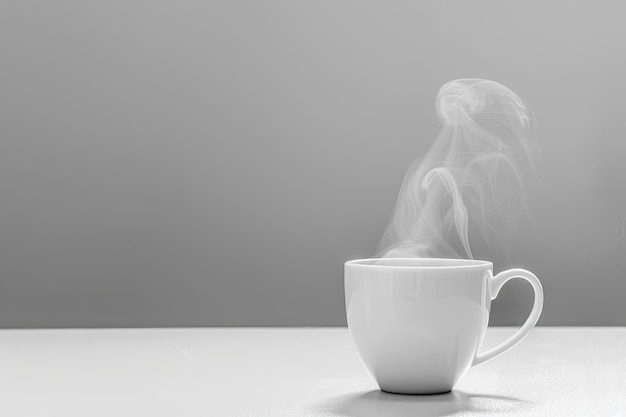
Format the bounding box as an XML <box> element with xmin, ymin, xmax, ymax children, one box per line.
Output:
<box><xmin>345</xmin><ymin>257</ymin><xmax>492</xmax><ymax>269</ymax></box>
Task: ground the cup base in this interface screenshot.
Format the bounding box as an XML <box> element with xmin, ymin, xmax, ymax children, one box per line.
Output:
<box><xmin>380</xmin><ymin>388</ymin><xmax>453</xmax><ymax>395</ymax></box>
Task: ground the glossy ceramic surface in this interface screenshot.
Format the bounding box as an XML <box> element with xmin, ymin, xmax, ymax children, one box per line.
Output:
<box><xmin>345</xmin><ymin>258</ymin><xmax>543</xmax><ymax>394</ymax></box>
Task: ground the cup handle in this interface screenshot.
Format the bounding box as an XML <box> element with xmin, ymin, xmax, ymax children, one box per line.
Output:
<box><xmin>472</xmin><ymin>268</ymin><xmax>544</xmax><ymax>367</ymax></box>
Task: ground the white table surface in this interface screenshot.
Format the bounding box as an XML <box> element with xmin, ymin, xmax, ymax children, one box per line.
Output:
<box><xmin>0</xmin><ymin>327</ymin><xmax>624</xmax><ymax>417</ymax></box>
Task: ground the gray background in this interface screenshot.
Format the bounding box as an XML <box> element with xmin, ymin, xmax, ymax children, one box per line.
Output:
<box><xmin>0</xmin><ymin>1</ymin><xmax>624</xmax><ymax>328</ymax></box>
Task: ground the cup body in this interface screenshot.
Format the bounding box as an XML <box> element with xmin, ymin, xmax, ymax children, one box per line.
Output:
<box><xmin>345</xmin><ymin>258</ymin><xmax>492</xmax><ymax>394</ymax></box>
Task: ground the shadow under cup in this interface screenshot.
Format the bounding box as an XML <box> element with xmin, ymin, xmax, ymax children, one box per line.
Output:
<box><xmin>344</xmin><ymin>258</ymin><xmax>493</xmax><ymax>395</ymax></box>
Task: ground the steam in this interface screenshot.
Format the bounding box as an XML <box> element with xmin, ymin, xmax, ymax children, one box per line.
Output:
<box><xmin>376</xmin><ymin>79</ymin><xmax>539</xmax><ymax>259</ymax></box>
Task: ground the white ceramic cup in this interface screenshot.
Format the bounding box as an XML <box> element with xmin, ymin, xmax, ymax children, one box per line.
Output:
<box><xmin>344</xmin><ymin>258</ymin><xmax>543</xmax><ymax>394</ymax></box>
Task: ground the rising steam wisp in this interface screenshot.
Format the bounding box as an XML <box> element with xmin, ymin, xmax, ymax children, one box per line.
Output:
<box><xmin>376</xmin><ymin>79</ymin><xmax>539</xmax><ymax>259</ymax></box>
